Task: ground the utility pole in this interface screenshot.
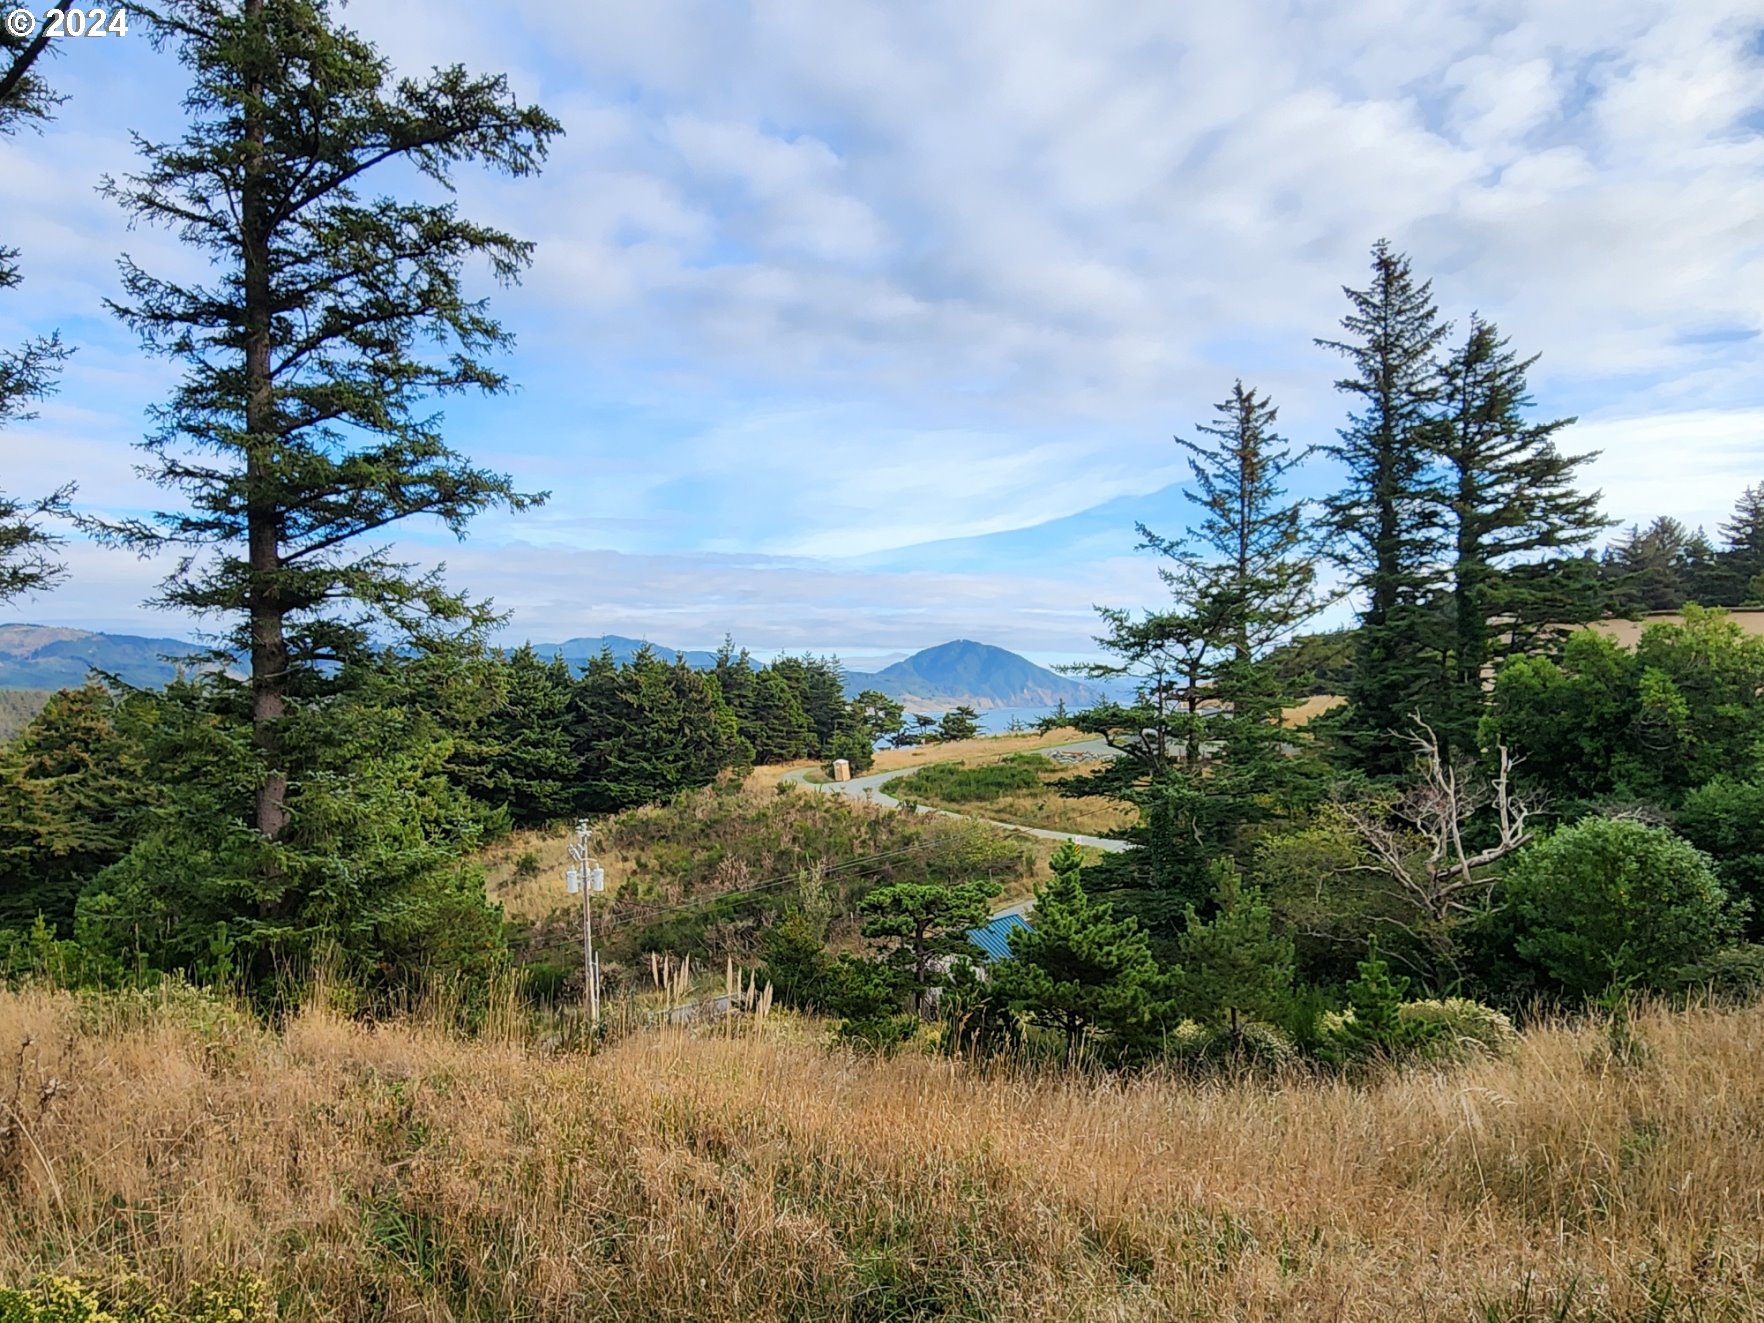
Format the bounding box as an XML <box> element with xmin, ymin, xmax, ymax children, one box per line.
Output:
<box><xmin>566</xmin><ymin>819</ymin><xmax>605</xmax><ymax>1032</ymax></box>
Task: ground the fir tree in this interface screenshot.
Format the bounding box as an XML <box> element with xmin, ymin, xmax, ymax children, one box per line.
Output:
<box><xmin>94</xmin><ymin>0</ymin><xmax>559</xmax><ymax>843</ymax></box>
<box><xmin>742</xmin><ymin>668</ymin><xmax>815</xmax><ymax>763</ymax></box>
<box><xmin>1601</xmin><ymin>518</ymin><xmax>1699</xmax><ymax>613</ymax></box>
<box><xmin>570</xmin><ymin>648</ymin><xmax>742</xmax><ymax>812</ymax></box>
<box><xmin>992</xmin><ymin>840</ymin><xmax>1170</xmax><ymax>1063</ymax></box>
<box><xmin>1067</xmin><ymin>383</ymin><xmax>1324</xmax><ymax>937</ymax></box>
<box><xmin>1176</xmin><ymin>861</ymin><xmax>1295</xmax><ymax>1055</ymax></box>
<box><xmin>1326</xmin><ymin>938</ymin><xmax>1429</xmax><ymax>1064</ymax></box>
<box><xmin>0</xmin><ymin>5</ymin><xmax>75</xmax><ymax>602</ymax></box>
<box><xmin>1716</xmin><ymin>485</ymin><xmax>1764</xmax><ymax>604</ymax></box>
<box><xmin>450</xmin><ymin>645</ymin><xmax>577</xmax><ymax>827</ymax></box>
<box><xmin>1433</xmin><ymin>317</ymin><xmax>1606</xmax><ymax>759</ymax></box>
<box><xmin>1320</xmin><ymin>240</ymin><xmax>1452</xmax><ymax>777</ymax></box>
<box><xmin>770</xmin><ymin>655</ymin><xmax>848</xmax><ymax>753</ymax></box>
<box><xmin>0</xmin><ymin>683</ymin><xmax>155</xmax><ymax>930</ymax></box>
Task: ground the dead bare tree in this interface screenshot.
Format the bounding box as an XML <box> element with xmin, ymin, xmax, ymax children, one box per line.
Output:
<box><xmin>1338</xmin><ymin>716</ymin><xmax>1535</xmax><ymax>928</ymax></box>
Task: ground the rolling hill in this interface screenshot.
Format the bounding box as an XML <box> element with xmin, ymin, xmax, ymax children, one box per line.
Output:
<box><xmin>0</xmin><ymin>624</ymin><xmax>211</xmax><ymax>690</ymax></box>
<box><xmin>527</xmin><ymin>634</ymin><xmax>726</xmax><ymax>669</ymax></box>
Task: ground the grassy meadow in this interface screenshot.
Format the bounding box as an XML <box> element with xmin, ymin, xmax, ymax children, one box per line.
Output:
<box><xmin>887</xmin><ymin>752</ymin><xmax>1139</xmax><ymax>838</ymax></box>
<box><xmin>2</xmin><ymin>985</ymin><xmax>1762</xmax><ymax>1320</ymax></box>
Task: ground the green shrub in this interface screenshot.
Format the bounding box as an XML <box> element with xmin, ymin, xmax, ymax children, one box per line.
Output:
<box><xmin>1162</xmin><ymin>1018</ymin><xmax>1299</xmax><ymax>1072</ymax></box>
<box><xmin>758</xmin><ymin>912</ymin><xmax>836</xmax><ymax>1010</ymax></box>
<box><xmin>829</xmin><ymin>954</ymin><xmax>916</xmax><ymax>1053</ymax></box>
<box><xmin>1316</xmin><ymin>940</ymin><xmax>1437</xmax><ymax>1066</ymax></box>
<box><xmin>1494</xmin><ymin>816</ymin><xmax>1741</xmax><ymax>1000</ymax></box>
<box><xmin>1676</xmin><ymin>943</ymin><xmax>1764</xmax><ymax>1001</ymax></box>
<box><xmin>1396</xmin><ymin>998</ymin><xmax>1520</xmax><ymax>1063</ymax></box>
<box><xmin>1676</xmin><ymin>778</ymin><xmax>1764</xmax><ymax>931</ymax></box>
<box><xmin>888</xmin><ymin>754</ymin><xmax>1053</xmax><ymax>805</ymax></box>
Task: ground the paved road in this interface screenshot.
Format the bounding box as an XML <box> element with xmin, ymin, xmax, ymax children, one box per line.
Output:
<box><xmin>781</xmin><ymin>738</ymin><xmax>1133</xmax><ymax>855</ymax></box>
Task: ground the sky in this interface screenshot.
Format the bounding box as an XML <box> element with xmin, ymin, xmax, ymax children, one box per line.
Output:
<box><xmin>1</xmin><ymin>0</ymin><xmax>1762</xmax><ymax>665</ymax></box>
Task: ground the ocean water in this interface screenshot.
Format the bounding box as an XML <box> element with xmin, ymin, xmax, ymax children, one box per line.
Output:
<box><xmin>973</xmin><ymin>705</ymin><xmax>1067</xmax><ymax>734</ymax></box>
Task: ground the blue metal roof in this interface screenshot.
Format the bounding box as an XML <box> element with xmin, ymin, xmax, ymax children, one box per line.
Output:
<box><xmin>966</xmin><ymin>912</ymin><xmax>1029</xmax><ymax>962</ymax></box>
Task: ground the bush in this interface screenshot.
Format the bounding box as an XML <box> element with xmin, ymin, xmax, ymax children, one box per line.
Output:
<box><xmin>1676</xmin><ymin>778</ymin><xmax>1764</xmax><ymax>931</ymax></box>
<box><xmin>828</xmin><ymin>954</ymin><xmax>916</xmax><ymax>1053</ymax></box>
<box><xmin>758</xmin><ymin>912</ymin><xmax>836</xmax><ymax>1010</ymax></box>
<box><xmin>1396</xmin><ymin>998</ymin><xmax>1519</xmax><ymax>1063</ymax></box>
<box><xmin>1494</xmin><ymin>816</ymin><xmax>1742</xmax><ymax>1000</ymax></box>
<box><xmin>888</xmin><ymin>754</ymin><xmax>1053</xmax><ymax>805</ymax></box>
<box><xmin>1162</xmin><ymin>1018</ymin><xmax>1299</xmax><ymax>1072</ymax></box>
<box><xmin>1676</xmin><ymin>943</ymin><xmax>1764</xmax><ymax>1001</ymax></box>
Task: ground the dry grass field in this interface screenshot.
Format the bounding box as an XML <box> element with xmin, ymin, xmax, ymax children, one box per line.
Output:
<box><xmin>2</xmin><ymin>985</ymin><xmax>1762</xmax><ymax>1320</ymax></box>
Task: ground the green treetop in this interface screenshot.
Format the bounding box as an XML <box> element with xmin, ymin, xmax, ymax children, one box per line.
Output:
<box><xmin>95</xmin><ymin>0</ymin><xmax>560</xmax><ymax>844</ymax></box>
<box><xmin>992</xmin><ymin>840</ymin><xmax>1170</xmax><ymax>1064</ymax></box>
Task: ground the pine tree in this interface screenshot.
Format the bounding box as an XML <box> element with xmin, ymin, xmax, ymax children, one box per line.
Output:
<box><xmin>571</xmin><ymin>648</ymin><xmax>743</xmax><ymax>812</ymax></box>
<box><xmin>1326</xmin><ymin>938</ymin><xmax>1428</xmax><ymax>1064</ymax></box>
<box><xmin>742</xmin><ymin>668</ymin><xmax>814</xmax><ymax>763</ymax></box>
<box><xmin>992</xmin><ymin>841</ymin><xmax>1170</xmax><ymax>1063</ymax></box>
<box><xmin>0</xmin><ymin>683</ymin><xmax>154</xmax><ymax>931</ymax></box>
<box><xmin>94</xmin><ymin>0</ymin><xmax>559</xmax><ymax>844</ymax></box>
<box><xmin>1067</xmin><ymin>383</ymin><xmax>1323</xmax><ymax>937</ymax></box>
<box><xmin>1434</xmin><ymin>317</ymin><xmax>1606</xmax><ymax>759</ymax></box>
<box><xmin>859</xmin><ymin>877</ymin><xmax>1001</xmax><ymax>1015</ymax></box>
<box><xmin>1718</xmin><ymin>486</ymin><xmax>1764</xmax><ymax>604</ymax></box>
<box><xmin>450</xmin><ymin>645</ymin><xmax>577</xmax><ymax>826</ymax></box>
<box><xmin>1320</xmin><ymin>241</ymin><xmax>1452</xmax><ymax>777</ymax></box>
<box><xmin>0</xmin><ymin>7</ymin><xmax>75</xmax><ymax>602</ymax></box>
<box><xmin>770</xmin><ymin>655</ymin><xmax>848</xmax><ymax>754</ymax></box>
<box><xmin>938</xmin><ymin>706</ymin><xmax>981</xmax><ymax>742</ymax></box>
<box><xmin>1601</xmin><ymin>518</ymin><xmax>1697</xmax><ymax>613</ymax></box>
<box><xmin>78</xmin><ymin>658</ymin><xmax>510</xmax><ymax>998</ymax></box>
<box><xmin>1176</xmin><ymin>861</ymin><xmax>1294</xmax><ymax>1054</ymax></box>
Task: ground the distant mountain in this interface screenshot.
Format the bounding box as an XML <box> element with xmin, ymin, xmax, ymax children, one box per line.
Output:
<box><xmin>525</xmin><ymin>635</ymin><xmax>726</xmax><ymax>669</ymax></box>
<box><xmin>0</xmin><ymin>624</ymin><xmax>210</xmax><ymax>690</ymax></box>
<box><xmin>844</xmin><ymin>640</ymin><xmax>1106</xmax><ymax>713</ymax></box>
<box><xmin>0</xmin><ymin>625</ymin><xmax>1109</xmax><ymax>718</ymax></box>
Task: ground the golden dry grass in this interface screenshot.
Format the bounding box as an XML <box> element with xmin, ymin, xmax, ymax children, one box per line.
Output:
<box><xmin>2</xmin><ymin>986</ymin><xmax>1762</xmax><ymax>1320</ymax></box>
<box><xmin>1281</xmin><ymin>694</ymin><xmax>1347</xmax><ymax>727</ymax></box>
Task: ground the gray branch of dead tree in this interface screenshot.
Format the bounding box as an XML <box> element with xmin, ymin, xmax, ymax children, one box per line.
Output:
<box><xmin>1338</xmin><ymin>716</ymin><xmax>1535</xmax><ymax>923</ymax></box>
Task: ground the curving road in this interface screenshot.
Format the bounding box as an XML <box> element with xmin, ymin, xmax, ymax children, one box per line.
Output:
<box><xmin>781</xmin><ymin>738</ymin><xmax>1133</xmax><ymax>855</ymax></box>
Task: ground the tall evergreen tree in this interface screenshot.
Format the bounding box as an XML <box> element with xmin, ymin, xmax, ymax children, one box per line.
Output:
<box><xmin>1069</xmin><ymin>383</ymin><xmax>1323</xmax><ymax>936</ymax></box>
<box><xmin>94</xmin><ymin>0</ymin><xmax>559</xmax><ymax>844</ymax></box>
<box><xmin>1433</xmin><ymin>317</ymin><xmax>1606</xmax><ymax>758</ymax></box>
<box><xmin>0</xmin><ymin>5</ymin><xmax>75</xmax><ymax>602</ymax></box>
<box><xmin>770</xmin><ymin>654</ymin><xmax>848</xmax><ymax>753</ymax></box>
<box><xmin>1600</xmin><ymin>518</ymin><xmax>1702</xmax><ymax>613</ymax></box>
<box><xmin>1320</xmin><ymin>240</ymin><xmax>1452</xmax><ymax>776</ymax></box>
<box><xmin>570</xmin><ymin>648</ymin><xmax>742</xmax><ymax>812</ymax></box>
<box><xmin>743</xmin><ymin>668</ymin><xmax>815</xmax><ymax>763</ymax></box>
<box><xmin>1718</xmin><ymin>484</ymin><xmax>1764</xmax><ymax>605</ymax></box>
<box><xmin>0</xmin><ymin>683</ymin><xmax>154</xmax><ymax>931</ymax></box>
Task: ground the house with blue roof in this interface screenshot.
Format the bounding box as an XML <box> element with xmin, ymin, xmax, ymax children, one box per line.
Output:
<box><xmin>965</xmin><ymin>911</ymin><xmax>1029</xmax><ymax>964</ymax></box>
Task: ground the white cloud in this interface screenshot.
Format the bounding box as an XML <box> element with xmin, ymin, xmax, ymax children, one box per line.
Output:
<box><xmin>4</xmin><ymin>0</ymin><xmax>1764</xmax><ymax>652</ymax></box>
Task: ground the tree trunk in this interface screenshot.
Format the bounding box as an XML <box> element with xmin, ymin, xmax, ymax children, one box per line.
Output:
<box><xmin>241</xmin><ymin>0</ymin><xmax>288</xmax><ymax>843</ymax></box>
